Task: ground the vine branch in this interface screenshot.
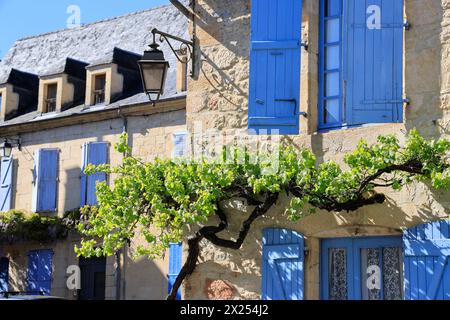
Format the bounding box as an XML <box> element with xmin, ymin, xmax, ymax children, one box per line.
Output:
<box><xmin>167</xmin><ymin>158</ymin><xmax>444</xmax><ymax>300</ymax></box>
<box><xmin>74</xmin><ymin>130</ymin><xmax>449</xmax><ymax>301</ymax></box>
<box><xmin>167</xmin><ymin>192</ymin><xmax>279</xmax><ymax>300</ymax></box>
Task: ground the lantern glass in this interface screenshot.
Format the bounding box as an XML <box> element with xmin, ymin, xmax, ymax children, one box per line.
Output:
<box><xmin>139</xmin><ymin>61</ymin><xmax>169</xmax><ymax>95</ymax></box>
<box><xmin>0</xmin><ymin>141</ymin><xmax>12</xmax><ymax>158</ymax></box>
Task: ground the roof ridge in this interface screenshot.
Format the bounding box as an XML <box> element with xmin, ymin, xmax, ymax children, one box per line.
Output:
<box><xmin>15</xmin><ymin>3</ymin><xmax>173</xmax><ymax>43</ymax></box>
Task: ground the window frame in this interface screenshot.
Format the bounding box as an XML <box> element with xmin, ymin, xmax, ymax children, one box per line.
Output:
<box><xmin>320</xmin><ymin>236</ymin><xmax>404</xmax><ymax>300</ymax></box>
<box><xmin>172</xmin><ymin>131</ymin><xmax>188</xmax><ymax>159</ymax></box>
<box><xmin>32</xmin><ymin>148</ymin><xmax>60</xmax><ymax>213</ymax></box>
<box><xmin>92</xmin><ymin>74</ymin><xmax>106</xmax><ymax>105</ymax></box>
<box><xmin>44</xmin><ymin>82</ymin><xmax>58</xmax><ymax>113</ymax></box>
<box><xmin>318</xmin><ymin>0</ymin><xmax>345</xmax><ymax>130</ymax></box>
<box><xmin>318</xmin><ymin>0</ymin><xmax>405</xmax><ymax>130</ymax></box>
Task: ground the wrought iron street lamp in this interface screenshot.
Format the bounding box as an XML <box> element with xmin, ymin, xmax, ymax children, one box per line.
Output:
<box><xmin>138</xmin><ymin>28</ymin><xmax>195</xmax><ymax>103</ymax></box>
<box><xmin>0</xmin><ymin>137</ymin><xmax>21</xmax><ymax>158</ymax></box>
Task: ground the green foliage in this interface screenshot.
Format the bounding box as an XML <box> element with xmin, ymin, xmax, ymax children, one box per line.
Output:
<box><xmin>0</xmin><ymin>209</ymin><xmax>78</xmax><ymax>244</ymax></box>
<box><xmin>76</xmin><ymin>129</ymin><xmax>450</xmax><ymax>259</ymax></box>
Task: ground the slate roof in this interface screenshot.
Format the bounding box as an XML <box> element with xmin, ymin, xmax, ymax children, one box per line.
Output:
<box><xmin>0</xmin><ymin>2</ymin><xmax>189</xmax><ymax>128</ymax></box>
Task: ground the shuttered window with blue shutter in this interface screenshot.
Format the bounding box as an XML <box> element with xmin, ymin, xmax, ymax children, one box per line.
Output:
<box><xmin>0</xmin><ymin>156</ymin><xmax>13</xmax><ymax>212</ymax></box>
<box><xmin>248</xmin><ymin>0</ymin><xmax>302</xmax><ymax>135</ymax></box>
<box><xmin>27</xmin><ymin>250</ymin><xmax>53</xmax><ymax>296</ymax></box>
<box><xmin>32</xmin><ymin>149</ymin><xmax>59</xmax><ymax>213</ymax></box>
<box><xmin>0</xmin><ymin>257</ymin><xmax>9</xmax><ymax>293</ymax></box>
<box><xmin>80</xmin><ymin>142</ymin><xmax>108</xmax><ymax>207</ymax></box>
<box><xmin>404</xmin><ymin>220</ymin><xmax>450</xmax><ymax>300</ymax></box>
<box><xmin>319</xmin><ymin>0</ymin><xmax>404</xmax><ymax>129</ymax></box>
<box><xmin>172</xmin><ymin>132</ymin><xmax>187</xmax><ymax>159</ymax></box>
<box><xmin>168</xmin><ymin>242</ymin><xmax>182</xmax><ymax>300</ymax></box>
<box><xmin>261</xmin><ymin>228</ymin><xmax>304</xmax><ymax>300</ymax></box>
<box><xmin>319</xmin><ymin>0</ymin><xmax>344</xmax><ymax>128</ymax></box>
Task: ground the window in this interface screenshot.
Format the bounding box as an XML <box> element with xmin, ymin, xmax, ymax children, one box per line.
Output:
<box><xmin>79</xmin><ymin>257</ymin><xmax>106</xmax><ymax>300</ymax></box>
<box><xmin>172</xmin><ymin>132</ymin><xmax>187</xmax><ymax>159</ymax></box>
<box><xmin>27</xmin><ymin>250</ymin><xmax>53</xmax><ymax>296</ymax></box>
<box><xmin>319</xmin><ymin>0</ymin><xmax>343</xmax><ymax>128</ymax></box>
<box><xmin>404</xmin><ymin>220</ymin><xmax>450</xmax><ymax>300</ymax></box>
<box><xmin>319</xmin><ymin>0</ymin><xmax>404</xmax><ymax>129</ymax></box>
<box><xmin>261</xmin><ymin>228</ymin><xmax>304</xmax><ymax>300</ymax></box>
<box><xmin>93</xmin><ymin>74</ymin><xmax>106</xmax><ymax>105</ymax></box>
<box><xmin>32</xmin><ymin>149</ymin><xmax>59</xmax><ymax>213</ymax></box>
<box><xmin>0</xmin><ymin>257</ymin><xmax>9</xmax><ymax>293</ymax></box>
<box><xmin>321</xmin><ymin>236</ymin><xmax>404</xmax><ymax>300</ymax></box>
<box><xmin>248</xmin><ymin>0</ymin><xmax>303</xmax><ymax>135</ymax></box>
<box><xmin>44</xmin><ymin>83</ymin><xmax>57</xmax><ymax>113</ymax></box>
<box><xmin>168</xmin><ymin>243</ymin><xmax>182</xmax><ymax>300</ymax></box>
<box><xmin>80</xmin><ymin>142</ymin><xmax>108</xmax><ymax>207</ymax></box>
<box><xmin>0</xmin><ymin>93</ymin><xmax>3</xmax><ymax>115</ymax></box>
<box><xmin>0</xmin><ymin>156</ymin><xmax>14</xmax><ymax>212</ymax></box>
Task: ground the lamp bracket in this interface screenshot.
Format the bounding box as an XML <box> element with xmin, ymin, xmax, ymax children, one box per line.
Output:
<box><xmin>3</xmin><ymin>136</ymin><xmax>21</xmax><ymax>151</ymax></box>
<box><xmin>151</xmin><ymin>28</ymin><xmax>196</xmax><ymax>77</ymax></box>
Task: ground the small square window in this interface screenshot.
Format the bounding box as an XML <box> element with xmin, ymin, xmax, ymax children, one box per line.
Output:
<box><xmin>45</xmin><ymin>83</ymin><xmax>57</xmax><ymax>113</ymax></box>
<box><xmin>93</xmin><ymin>74</ymin><xmax>106</xmax><ymax>105</ymax></box>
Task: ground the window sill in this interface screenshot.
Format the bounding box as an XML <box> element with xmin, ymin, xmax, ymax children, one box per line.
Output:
<box><xmin>317</xmin><ymin>122</ymin><xmax>401</xmax><ymax>134</ymax></box>
<box><xmin>33</xmin><ymin>112</ymin><xmax>58</xmax><ymax>121</ymax></box>
<box><xmin>82</xmin><ymin>104</ymin><xmax>106</xmax><ymax>112</ymax></box>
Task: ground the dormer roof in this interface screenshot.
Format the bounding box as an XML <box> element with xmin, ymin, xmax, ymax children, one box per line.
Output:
<box><xmin>40</xmin><ymin>57</ymin><xmax>89</xmax><ymax>79</ymax></box>
<box><xmin>0</xmin><ymin>2</ymin><xmax>188</xmax><ymax>118</ymax></box>
<box><xmin>0</xmin><ymin>68</ymin><xmax>39</xmax><ymax>88</ymax></box>
<box><xmin>87</xmin><ymin>47</ymin><xmax>142</xmax><ymax>71</ymax></box>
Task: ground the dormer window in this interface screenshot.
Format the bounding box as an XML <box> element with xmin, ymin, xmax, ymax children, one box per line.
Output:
<box><xmin>85</xmin><ymin>48</ymin><xmax>141</xmax><ymax>107</ymax></box>
<box><xmin>36</xmin><ymin>58</ymin><xmax>88</xmax><ymax>115</ymax></box>
<box><xmin>44</xmin><ymin>83</ymin><xmax>57</xmax><ymax>113</ymax></box>
<box><xmin>93</xmin><ymin>74</ymin><xmax>106</xmax><ymax>105</ymax></box>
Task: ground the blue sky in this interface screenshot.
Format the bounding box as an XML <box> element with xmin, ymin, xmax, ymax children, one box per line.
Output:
<box><xmin>0</xmin><ymin>0</ymin><xmax>169</xmax><ymax>59</ymax></box>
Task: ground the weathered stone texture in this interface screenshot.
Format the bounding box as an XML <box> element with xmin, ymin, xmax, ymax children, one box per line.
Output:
<box><xmin>184</xmin><ymin>0</ymin><xmax>450</xmax><ymax>300</ymax></box>
<box><xmin>204</xmin><ymin>279</ymin><xmax>236</xmax><ymax>300</ymax></box>
<box><xmin>1</xmin><ymin>108</ymin><xmax>187</xmax><ymax>299</ymax></box>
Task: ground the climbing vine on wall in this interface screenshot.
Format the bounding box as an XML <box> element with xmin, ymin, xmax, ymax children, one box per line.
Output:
<box><xmin>74</xmin><ymin>129</ymin><xmax>450</xmax><ymax>300</ymax></box>
<box><xmin>0</xmin><ymin>209</ymin><xmax>80</xmax><ymax>244</ymax></box>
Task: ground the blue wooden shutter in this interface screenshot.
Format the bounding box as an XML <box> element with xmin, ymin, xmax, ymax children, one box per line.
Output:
<box><xmin>262</xmin><ymin>228</ymin><xmax>304</xmax><ymax>300</ymax></box>
<box><xmin>346</xmin><ymin>0</ymin><xmax>404</xmax><ymax>125</ymax></box>
<box><xmin>248</xmin><ymin>0</ymin><xmax>302</xmax><ymax>135</ymax></box>
<box><xmin>173</xmin><ymin>133</ymin><xmax>187</xmax><ymax>159</ymax></box>
<box><xmin>168</xmin><ymin>242</ymin><xmax>182</xmax><ymax>300</ymax></box>
<box><xmin>80</xmin><ymin>143</ymin><xmax>88</xmax><ymax>207</ymax></box>
<box><xmin>0</xmin><ymin>156</ymin><xmax>13</xmax><ymax>212</ymax></box>
<box><xmin>80</xmin><ymin>142</ymin><xmax>108</xmax><ymax>206</ymax></box>
<box><xmin>404</xmin><ymin>220</ymin><xmax>450</xmax><ymax>300</ymax></box>
<box><xmin>27</xmin><ymin>250</ymin><xmax>53</xmax><ymax>296</ymax></box>
<box><xmin>32</xmin><ymin>149</ymin><xmax>58</xmax><ymax>212</ymax></box>
<box><xmin>0</xmin><ymin>257</ymin><xmax>9</xmax><ymax>293</ymax></box>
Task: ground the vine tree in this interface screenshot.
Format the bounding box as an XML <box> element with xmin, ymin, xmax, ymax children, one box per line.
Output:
<box><xmin>75</xmin><ymin>129</ymin><xmax>450</xmax><ymax>300</ymax></box>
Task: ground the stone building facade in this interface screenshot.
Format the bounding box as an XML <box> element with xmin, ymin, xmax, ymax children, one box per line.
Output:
<box><xmin>0</xmin><ymin>5</ymin><xmax>188</xmax><ymax>299</ymax></box>
<box><xmin>0</xmin><ymin>0</ymin><xmax>449</xmax><ymax>301</ymax></box>
<box><xmin>181</xmin><ymin>0</ymin><xmax>450</xmax><ymax>300</ymax></box>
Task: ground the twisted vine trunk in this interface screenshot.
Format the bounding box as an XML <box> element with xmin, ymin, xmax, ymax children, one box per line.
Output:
<box><xmin>166</xmin><ymin>160</ymin><xmax>430</xmax><ymax>300</ymax></box>
<box><xmin>167</xmin><ymin>193</ymin><xmax>279</xmax><ymax>300</ymax></box>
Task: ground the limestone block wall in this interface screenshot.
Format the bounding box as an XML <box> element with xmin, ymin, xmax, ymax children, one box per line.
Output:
<box><xmin>0</xmin><ymin>84</ymin><xmax>20</xmax><ymax>121</ymax></box>
<box><xmin>183</xmin><ymin>0</ymin><xmax>450</xmax><ymax>299</ymax></box>
<box><xmin>0</xmin><ymin>107</ymin><xmax>186</xmax><ymax>299</ymax></box>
